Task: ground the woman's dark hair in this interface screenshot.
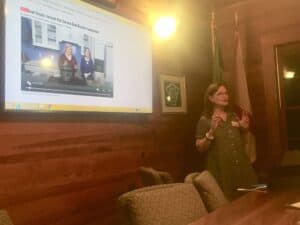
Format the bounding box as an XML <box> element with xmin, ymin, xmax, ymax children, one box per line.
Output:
<box><xmin>202</xmin><ymin>82</ymin><xmax>232</xmax><ymax>118</ymax></box>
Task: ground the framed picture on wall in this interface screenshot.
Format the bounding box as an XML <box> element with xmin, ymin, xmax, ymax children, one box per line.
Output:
<box><xmin>159</xmin><ymin>74</ymin><xmax>187</xmax><ymax>113</ymax></box>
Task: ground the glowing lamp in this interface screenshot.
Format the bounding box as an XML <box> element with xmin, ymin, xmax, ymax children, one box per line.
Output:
<box><xmin>154</xmin><ymin>16</ymin><xmax>177</xmax><ymax>40</ymax></box>
<box><xmin>284</xmin><ymin>70</ymin><xmax>295</xmax><ymax>79</ymax></box>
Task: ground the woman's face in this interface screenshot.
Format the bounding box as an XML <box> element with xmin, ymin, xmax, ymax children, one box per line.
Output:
<box><xmin>209</xmin><ymin>85</ymin><xmax>229</xmax><ymax>108</ymax></box>
<box><xmin>84</xmin><ymin>49</ymin><xmax>90</xmax><ymax>57</ymax></box>
<box><xmin>65</xmin><ymin>46</ymin><xmax>72</xmax><ymax>55</ymax></box>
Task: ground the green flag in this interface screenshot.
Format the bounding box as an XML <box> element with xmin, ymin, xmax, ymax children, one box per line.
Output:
<box><xmin>211</xmin><ymin>12</ymin><xmax>223</xmax><ymax>83</ymax></box>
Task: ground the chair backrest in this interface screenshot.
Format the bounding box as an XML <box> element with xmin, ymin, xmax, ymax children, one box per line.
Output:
<box><xmin>158</xmin><ymin>171</ymin><xmax>174</xmax><ymax>184</ymax></box>
<box><xmin>184</xmin><ymin>172</ymin><xmax>201</xmax><ymax>184</ymax></box>
<box><xmin>0</xmin><ymin>210</ymin><xmax>14</xmax><ymax>225</ymax></box>
<box><xmin>138</xmin><ymin>167</ymin><xmax>173</xmax><ymax>186</ymax></box>
<box><xmin>118</xmin><ymin>183</ymin><xmax>207</xmax><ymax>225</ymax></box>
<box><xmin>192</xmin><ymin>170</ymin><xmax>229</xmax><ymax>212</ymax></box>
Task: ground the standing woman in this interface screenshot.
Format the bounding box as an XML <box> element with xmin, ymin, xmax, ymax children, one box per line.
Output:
<box><xmin>195</xmin><ymin>83</ymin><xmax>257</xmax><ymax>200</ymax></box>
<box><xmin>59</xmin><ymin>43</ymin><xmax>78</xmax><ymax>82</ymax></box>
<box><xmin>80</xmin><ymin>47</ymin><xmax>94</xmax><ymax>81</ymax></box>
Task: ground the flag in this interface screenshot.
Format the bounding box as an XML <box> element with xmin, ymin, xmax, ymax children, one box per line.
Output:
<box><xmin>211</xmin><ymin>11</ymin><xmax>223</xmax><ymax>83</ymax></box>
<box><xmin>234</xmin><ymin>12</ymin><xmax>256</xmax><ymax>163</ymax></box>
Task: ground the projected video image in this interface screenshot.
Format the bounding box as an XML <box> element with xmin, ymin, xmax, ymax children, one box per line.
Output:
<box><xmin>21</xmin><ymin>17</ymin><xmax>114</xmax><ymax>97</ymax></box>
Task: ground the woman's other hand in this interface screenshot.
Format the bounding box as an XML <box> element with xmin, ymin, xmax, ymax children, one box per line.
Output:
<box><xmin>239</xmin><ymin>110</ymin><xmax>249</xmax><ymax>130</ymax></box>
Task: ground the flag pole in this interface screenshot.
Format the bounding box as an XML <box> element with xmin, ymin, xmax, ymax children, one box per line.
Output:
<box><xmin>211</xmin><ymin>11</ymin><xmax>215</xmax><ymax>58</ymax></box>
<box><xmin>211</xmin><ymin>10</ymin><xmax>223</xmax><ymax>83</ymax></box>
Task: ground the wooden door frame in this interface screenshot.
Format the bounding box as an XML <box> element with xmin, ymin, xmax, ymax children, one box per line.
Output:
<box><xmin>261</xmin><ymin>26</ymin><xmax>300</xmax><ymax>166</ymax></box>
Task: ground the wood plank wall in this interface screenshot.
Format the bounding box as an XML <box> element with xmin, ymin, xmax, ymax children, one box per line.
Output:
<box><xmin>214</xmin><ymin>0</ymin><xmax>300</xmax><ymax>172</ymax></box>
<box><xmin>0</xmin><ymin>1</ymin><xmax>212</xmax><ymax>225</ymax></box>
<box><xmin>0</xmin><ymin>119</ymin><xmax>188</xmax><ymax>225</ymax></box>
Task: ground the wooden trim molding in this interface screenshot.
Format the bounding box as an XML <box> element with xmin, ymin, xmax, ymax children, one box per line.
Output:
<box><xmin>261</xmin><ymin>26</ymin><xmax>300</xmax><ymax>167</ymax></box>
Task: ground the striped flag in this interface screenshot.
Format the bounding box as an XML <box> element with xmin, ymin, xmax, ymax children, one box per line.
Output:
<box><xmin>211</xmin><ymin>11</ymin><xmax>223</xmax><ymax>83</ymax></box>
<box><xmin>234</xmin><ymin>13</ymin><xmax>256</xmax><ymax>163</ymax></box>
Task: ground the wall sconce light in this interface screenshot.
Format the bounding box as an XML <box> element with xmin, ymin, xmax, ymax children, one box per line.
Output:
<box><xmin>283</xmin><ymin>68</ymin><xmax>295</xmax><ymax>79</ymax></box>
<box><xmin>154</xmin><ymin>16</ymin><xmax>177</xmax><ymax>40</ymax></box>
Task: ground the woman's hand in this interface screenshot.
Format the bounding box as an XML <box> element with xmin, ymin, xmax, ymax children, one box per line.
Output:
<box><xmin>239</xmin><ymin>110</ymin><xmax>249</xmax><ymax>130</ymax></box>
<box><xmin>196</xmin><ymin>113</ymin><xmax>224</xmax><ymax>153</ymax></box>
<box><xmin>209</xmin><ymin>113</ymin><xmax>223</xmax><ymax>135</ymax></box>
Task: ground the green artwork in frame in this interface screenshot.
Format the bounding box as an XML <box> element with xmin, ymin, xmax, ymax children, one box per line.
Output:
<box><xmin>160</xmin><ymin>74</ymin><xmax>187</xmax><ymax>113</ymax></box>
<box><xmin>163</xmin><ymin>80</ymin><xmax>182</xmax><ymax>107</ymax></box>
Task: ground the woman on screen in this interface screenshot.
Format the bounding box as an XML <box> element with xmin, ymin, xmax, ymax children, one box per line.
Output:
<box><xmin>80</xmin><ymin>47</ymin><xmax>94</xmax><ymax>81</ymax></box>
<box><xmin>58</xmin><ymin>43</ymin><xmax>78</xmax><ymax>83</ymax></box>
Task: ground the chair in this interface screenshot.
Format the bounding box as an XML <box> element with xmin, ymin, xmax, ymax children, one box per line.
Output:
<box><xmin>158</xmin><ymin>171</ymin><xmax>174</xmax><ymax>184</ymax></box>
<box><xmin>118</xmin><ymin>183</ymin><xmax>207</xmax><ymax>225</ymax></box>
<box><xmin>184</xmin><ymin>172</ymin><xmax>201</xmax><ymax>184</ymax></box>
<box><xmin>138</xmin><ymin>167</ymin><xmax>174</xmax><ymax>186</ymax></box>
<box><xmin>0</xmin><ymin>210</ymin><xmax>14</xmax><ymax>225</ymax></box>
<box><xmin>185</xmin><ymin>170</ymin><xmax>229</xmax><ymax>212</ymax></box>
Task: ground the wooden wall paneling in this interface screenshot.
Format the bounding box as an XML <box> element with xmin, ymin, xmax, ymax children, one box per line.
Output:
<box><xmin>0</xmin><ymin>118</ymin><xmax>198</xmax><ymax>225</ymax></box>
<box><xmin>6</xmin><ymin>173</ymin><xmax>139</xmax><ymax>225</ymax></box>
<box><xmin>0</xmin><ymin>152</ymin><xmax>142</xmax><ymax>203</ymax></box>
